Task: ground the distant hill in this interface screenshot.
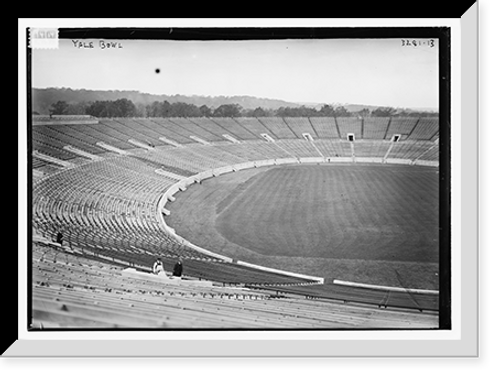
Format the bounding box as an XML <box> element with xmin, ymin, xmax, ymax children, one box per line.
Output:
<box><xmin>321</xmin><ymin>102</ymin><xmax>438</xmax><ymax>114</ymax></box>
<box><xmin>31</xmin><ymin>87</ymin><xmax>437</xmax><ymax>115</ymax></box>
<box><xmin>31</xmin><ymin>88</ymin><xmax>303</xmax><ymax>115</ymax></box>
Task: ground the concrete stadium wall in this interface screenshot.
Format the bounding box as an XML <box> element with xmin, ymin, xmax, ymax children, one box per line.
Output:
<box><xmin>355</xmin><ymin>157</ymin><xmax>384</xmax><ymax>164</ymax></box>
<box><xmin>254</xmin><ymin>159</ymin><xmax>274</xmax><ymax>168</ymax></box>
<box><xmin>236</xmin><ymin>261</ymin><xmax>324</xmax><ymax>284</ymax></box>
<box><xmin>333</xmin><ymin>279</ymin><xmax>439</xmax><ymax>295</ymax></box>
<box><xmin>275</xmin><ymin>157</ymin><xmax>300</xmax><ymax>165</ymax></box>
<box><xmin>299</xmin><ymin>157</ymin><xmax>326</xmax><ymax>164</ymax></box>
<box><xmin>414</xmin><ymin>160</ymin><xmax>439</xmax><ymax>167</ymax></box>
<box><xmin>385</xmin><ymin>158</ymin><xmax>413</xmax><ymax>165</ymax></box>
<box><xmin>197</xmin><ymin>171</ymin><xmax>214</xmax><ymax>181</ymax></box>
<box><xmin>324</xmin><ymin>157</ymin><xmax>353</xmax><ymax>163</ymax></box>
<box><xmin>235</xmin><ymin>162</ymin><xmax>254</xmax><ymax>170</ymax></box>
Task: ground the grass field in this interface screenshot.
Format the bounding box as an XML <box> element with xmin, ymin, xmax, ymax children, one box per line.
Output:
<box><xmin>167</xmin><ymin>163</ymin><xmax>440</xmax><ymax>290</ymax></box>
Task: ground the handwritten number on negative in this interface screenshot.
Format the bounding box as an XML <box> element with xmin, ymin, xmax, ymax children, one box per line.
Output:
<box><xmin>401</xmin><ymin>39</ymin><xmax>435</xmax><ymax>48</ymax></box>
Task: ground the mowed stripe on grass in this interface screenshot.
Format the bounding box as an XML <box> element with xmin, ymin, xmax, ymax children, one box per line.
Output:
<box><xmin>215</xmin><ymin>164</ymin><xmax>439</xmax><ymax>263</ymax></box>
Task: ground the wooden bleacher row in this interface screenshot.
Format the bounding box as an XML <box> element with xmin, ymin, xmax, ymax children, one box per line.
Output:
<box><xmin>275</xmin><ymin>139</ymin><xmax>321</xmax><ymax>158</ymax></box>
<box><xmin>314</xmin><ymin>140</ymin><xmax>352</xmax><ymax>157</ymax></box>
<box><xmin>32</xmin><ymin>136</ymin><xmax>439</xmax><ymax>174</ymax></box>
<box><xmin>351</xmin><ymin>140</ymin><xmax>391</xmax><ymax>158</ymax></box>
<box><xmin>32</xmin><ymin>157</ymin><xmax>215</xmax><ymax>262</ymax></box>
<box><xmin>255</xmin><ymin>282</ymin><xmax>438</xmax><ymax>312</ymax></box>
<box><xmin>387</xmin><ymin>141</ymin><xmax>436</xmax><ymax>161</ymax></box>
<box><xmin>31</xmin><ymin>116</ymin><xmax>438</xmax><ymax>159</ymax></box>
<box><xmin>31</xmin><ymin>243</ymin><xmax>438</xmax><ymax>329</ymax></box>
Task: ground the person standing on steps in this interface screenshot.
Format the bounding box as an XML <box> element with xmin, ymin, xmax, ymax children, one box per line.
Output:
<box><xmin>153</xmin><ymin>257</ymin><xmax>164</xmax><ymax>275</ymax></box>
<box><xmin>56</xmin><ymin>231</ymin><xmax>64</xmax><ymax>246</ymax></box>
<box><xmin>172</xmin><ymin>258</ymin><xmax>183</xmax><ymax>278</ymax></box>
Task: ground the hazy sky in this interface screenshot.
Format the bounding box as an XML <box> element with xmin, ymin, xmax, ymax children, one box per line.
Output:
<box><xmin>32</xmin><ymin>37</ymin><xmax>439</xmax><ymax>109</ymax></box>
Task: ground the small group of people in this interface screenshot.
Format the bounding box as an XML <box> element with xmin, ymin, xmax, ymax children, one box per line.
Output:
<box><xmin>153</xmin><ymin>257</ymin><xmax>183</xmax><ymax>278</ymax></box>
<box><xmin>52</xmin><ymin>231</ymin><xmax>183</xmax><ymax>278</ymax></box>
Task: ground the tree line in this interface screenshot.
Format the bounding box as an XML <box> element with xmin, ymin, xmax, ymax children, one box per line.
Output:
<box><xmin>47</xmin><ymin>99</ymin><xmax>438</xmax><ymax>118</ymax></box>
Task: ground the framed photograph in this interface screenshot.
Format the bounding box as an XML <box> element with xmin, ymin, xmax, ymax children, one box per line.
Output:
<box><xmin>9</xmin><ymin>11</ymin><xmax>477</xmax><ymax>357</ymax></box>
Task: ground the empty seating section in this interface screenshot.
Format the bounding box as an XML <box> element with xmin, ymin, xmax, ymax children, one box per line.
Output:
<box><xmin>49</xmin><ymin>124</ymin><xmax>103</xmax><ymax>148</ymax></box>
<box><xmin>187</xmin><ymin>143</ymin><xmax>249</xmax><ymax>167</ymax></box>
<box><xmin>162</xmin><ymin>142</ymin><xmax>266</xmax><ymax>171</ymax></box>
<box><xmin>160</xmin><ymin>144</ymin><xmax>233</xmax><ymax>171</ymax></box>
<box><xmin>100</xmin><ymin>119</ymin><xmax>165</xmax><ymax>147</ymax></box>
<box><xmin>124</xmin><ymin>119</ymin><xmax>173</xmax><ymax>143</ymax></box>
<box><xmin>134</xmin><ymin>118</ymin><xmax>189</xmax><ymax>146</ymax></box>
<box><xmin>212</xmin><ymin>141</ymin><xmax>292</xmax><ymax>161</ymax></box>
<box><xmin>275</xmin><ymin>139</ymin><xmax>322</xmax><ymax>158</ymax></box>
<box><xmin>213</xmin><ymin>142</ymin><xmax>270</xmax><ymax>162</ymax></box>
<box><xmin>32</xmin><ymin>117</ymin><xmax>439</xmax><ymax>202</ymax></box>
<box><xmin>353</xmin><ymin>140</ymin><xmax>391</xmax><ymax>158</ymax></box>
<box><xmin>88</xmin><ymin>121</ymin><xmax>140</xmax><ymax>148</ymax></box>
<box><xmin>33</xmin><ymin>158</ymin><xmax>61</xmax><ymax>176</ymax></box>
<box><xmin>32</xmin><ymin>156</ymin><xmax>210</xmax><ymax>263</ymax></box>
<box><xmin>54</xmin><ymin>127</ymin><xmax>131</xmax><ymax>162</ymax></box>
<box><xmin>308</xmin><ymin>117</ymin><xmax>339</xmax><ymax>138</ymax></box>
<box><xmin>33</xmin><ymin>227</ymin><xmax>314</xmax><ymax>287</ymax></box>
<box><xmin>387</xmin><ymin>141</ymin><xmax>435</xmax><ymax>160</ymax></box>
<box><xmin>314</xmin><ymin>139</ymin><xmax>351</xmax><ymax>157</ymax></box>
<box><xmin>134</xmin><ymin>150</ymin><xmax>198</xmax><ymax>176</ymax></box>
<box><xmin>210</xmin><ymin>118</ymin><xmax>258</xmax><ymax>140</ymax></box>
<box><xmin>249</xmin><ymin>141</ymin><xmax>295</xmax><ymax>159</ymax></box>
<box><xmin>416</xmin><ymin>144</ymin><xmax>439</xmax><ymax>161</ymax></box>
<box><xmin>146</xmin><ymin>118</ymin><xmax>197</xmax><ymax>144</ymax></box>
<box><xmin>362</xmin><ymin>117</ymin><xmax>390</xmax><ymax>139</ymax></box>
<box><xmin>386</xmin><ymin>118</ymin><xmax>418</xmax><ymax>140</ymax></box>
<box><xmin>32</xmin><ymin>243</ymin><xmax>437</xmax><ymax>328</ymax></box>
<box><xmin>33</xmin><ymin>157</ymin><xmax>46</xmax><ymax>169</ymax></box>
<box><xmin>258</xmin><ymin>117</ymin><xmax>297</xmax><ymax>139</ymax></box>
<box><xmin>187</xmin><ymin>117</ymin><xmax>229</xmax><ymax>138</ymax></box>
<box><xmin>33</xmin><ymin>118</ymin><xmax>439</xmax><ymax>164</ymax></box>
<box><xmin>217</xmin><ymin>141</ymin><xmax>292</xmax><ymax>162</ymax></box>
<box><xmin>336</xmin><ymin>117</ymin><xmax>362</xmax><ymax>139</ymax></box>
<box><xmin>409</xmin><ymin>118</ymin><xmax>439</xmax><ymax>140</ymax></box>
<box><xmin>234</xmin><ymin>117</ymin><xmax>276</xmax><ymax>139</ymax></box>
<box><xmin>32</xmin><ymin>248</ymin><xmax>273</xmax><ymax>328</ymax></box>
<box><xmin>31</xmin><ymin>243</ymin><xmax>299</xmax><ymax>294</ymax></box>
<box><xmin>77</xmin><ymin>123</ymin><xmax>133</xmax><ymax>150</ymax></box>
<box><xmin>168</xmin><ymin>118</ymin><xmax>224</xmax><ymax>142</ymax></box>
<box><xmin>215</xmin><ymin>141</ymin><xmax>292</xmax><ymax>161</ymax></box>
<box><xmin>36</xmin><ymin>125</ymin><xmax>108</xmax><ymax>156</ymax></box>
<box><xmin>258</xmin><ymin>283</ymin><xmax>438</xmax><ymax>312</ymax></box>
<box><xmin>32</xmin><ymin>137</ymin><xmax>78</xmax><ymax>161</ymax></box>
<box><xmin>32</xmin><ymin>244</ymin><xmax>438</xmax><ymax>328</ymax></box>
<box><xmin>283</xmin><ymin>117</ymin><xmax>318</xmax><ymax>138</ymax></box>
